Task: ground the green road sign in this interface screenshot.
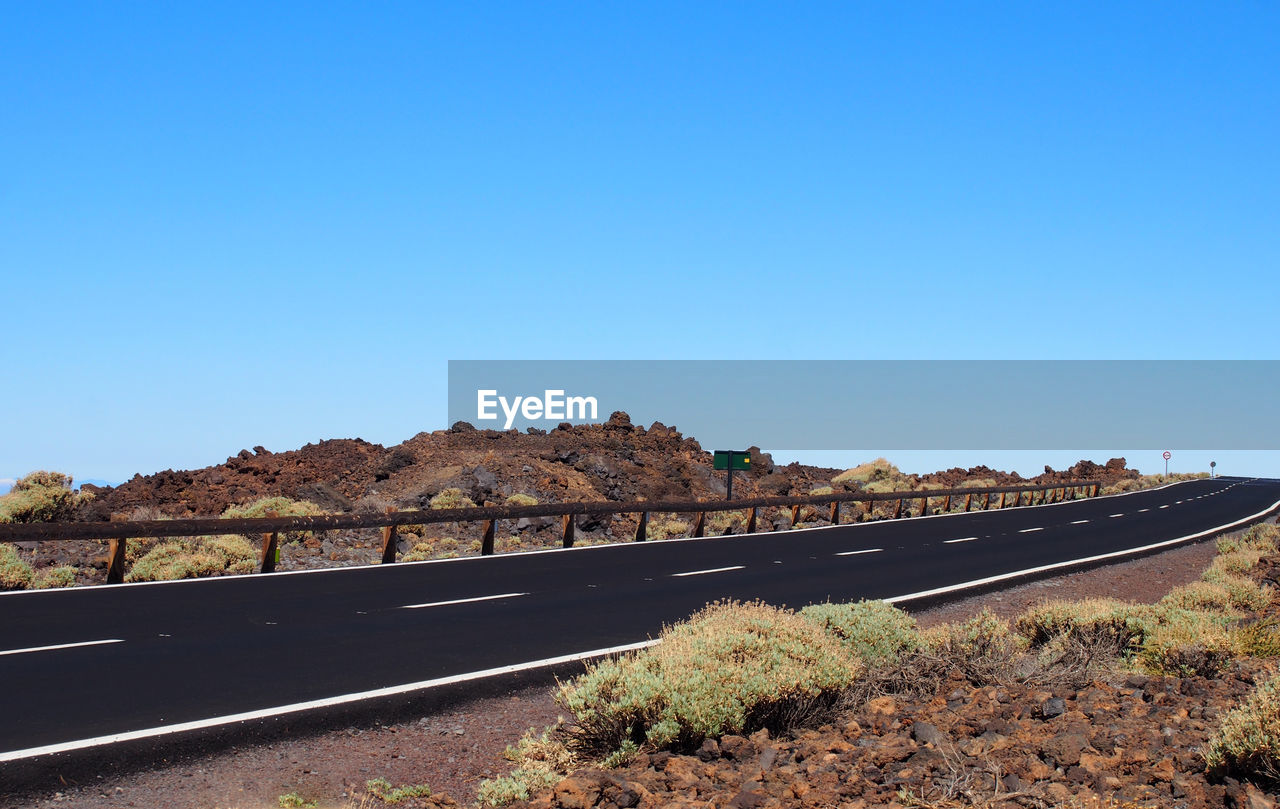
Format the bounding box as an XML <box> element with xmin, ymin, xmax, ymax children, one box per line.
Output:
<box><xmin>713</xmin><ymin>450</ymin><xmax>751</xmax><ymax>471</ymax></box>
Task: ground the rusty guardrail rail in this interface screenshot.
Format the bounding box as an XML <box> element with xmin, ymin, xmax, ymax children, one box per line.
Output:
<box><xmin>0</xmin><ymin>480</ymin><xmax>1102</xmax><ymax>584</ymax></box>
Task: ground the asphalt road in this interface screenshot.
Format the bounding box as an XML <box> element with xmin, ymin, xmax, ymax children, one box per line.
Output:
<box><xmin>1</xmin><ymin>476</ymin><xmax>1278</xmax><ymax>760</ymax></box>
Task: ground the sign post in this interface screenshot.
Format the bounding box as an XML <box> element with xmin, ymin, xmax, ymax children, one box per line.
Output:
<box><xmin>1211</xmin><ymin>460</ymin><xmax>1217</xmax><ymax>479</ymax></box>
<box><xmin>713</xmin><ymin>450</ymin><xmax>751</xmax><ymax>501</ymax></box>
<box><xmin>1163</xmin><ymin>450</ymin><xmax>1172</xmax><ymax>476</ymax></box>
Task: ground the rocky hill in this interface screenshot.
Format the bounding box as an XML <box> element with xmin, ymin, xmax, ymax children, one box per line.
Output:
<box><xmin>75</xmin><ymin>412</ymin><xmax>1140</xmax><ymax>521</ymax></box>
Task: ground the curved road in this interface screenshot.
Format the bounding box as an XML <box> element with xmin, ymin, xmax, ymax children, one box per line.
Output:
<box><xmin>1</xmin><ymin>476</ymin><xmax>1277</xmax><ymax>761</ymax></box>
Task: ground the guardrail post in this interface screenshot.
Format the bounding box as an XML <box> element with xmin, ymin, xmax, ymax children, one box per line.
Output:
<box><xmin>381</xmin><ymin>506</ymin><xmax>398</xmax><ymax>564</ymax></box>
<box><xmin>829</xmin><ymin>501</ymin><xmax>839</xmax><ymax>524</ymax></box>
<box><xmin>260</xmin><ymin>509</ymin><xmax>280</xmax><ymax>573</ymax></box>
<box><xmin>106</xmin><ymin>538</ymin><xmax>127</xmax><ymax>584</ymax></box>
<box><xmin>942</xmin><ymin>494</ymin><xmax>952</xmax><ymax>512</ymax></box>
<box><xmin>635</xmin><ymin>512</ymin><xmax>648</xmax><ymax>542</ymax></box>
<box><xmin>893</xmin><ymin>499</ymin><xmax>903</xmax><ymax>519</ymax></box>
<box><xmin>999</xmin><ymin>492</ymin><xmax>1007</xmax><ymax>509</ymax></box>
<box><xmin>481</xmin><ymin>519</ymin><xmax>497</xmax><ymax>555</ymax></box>
<box><xmin>964</xmin><ymin>493</ymin><xmax>973</xmax><ymax>512</ymax></box>
<box><xmin>1092</xmin><ymin>483</ymin><xmax>1100</xmax><ymax>497</ymax></box>
<box><xmin>746</xmin><ymin>507</ymin><xmax>757</xmax><ymax>533</ymax></box>
<box><xmin>983</xmin><ymin>492</ymin><xmax>992</xmax><ymax>510</ymax></box>
<box><xmin>856</xmin><ymin>501</ymin><xmax>868</xmax><ymax>522</ymax></box>
<box><xmin>790</xmin><ymin>505</ymin><xmax>802</xmax><ymax>527</ymax></box>
<box><xmin>692</xmin><ymin>511</ymin><xmax>706</xmax><ymax>538</ymax></box>
<box><xmin>562</xmin><ymin>514</ymin><xmax>575</xmax><ymax>548</ymax></box>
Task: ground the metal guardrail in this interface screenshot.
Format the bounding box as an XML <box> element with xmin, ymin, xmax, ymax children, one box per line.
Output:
<box><xmin>0</xmin><ymin>480</ymin><xmax>1102</xmax><ymax>584</ymax></box>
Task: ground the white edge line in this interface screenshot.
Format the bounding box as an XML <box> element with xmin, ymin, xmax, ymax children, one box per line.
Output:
<box><xmin>836</xmin><ymin>547</ymin><xmax>885</xmax><ymax>555</ymax></box>
<box><xmin>0</xmin><ymin>479</ymin><xmax>1225</xmax><ymax>599</ymax></box>
<box><xmin>0</xmin><ymin>639</ymin><xmax>123</xmax><ymax>657</ymax></box>
<box><xmin>399</xmin><ymin>592</ymin><xmax>528</xmax><ymax>610</ymax></box>
<box><xmin>885</xmin><ymin>497</ymin><xmax>1280</xmax><ymax>606</ymax></box>
<box><xmin>671</xmin><ymin>565</ymin><xmax>745</xmax><ymax>577</ymax></box>
<box><xmin>0</xmin><ymin>639</ymin><xmax>659</xmax><ymax>762</ymax></box>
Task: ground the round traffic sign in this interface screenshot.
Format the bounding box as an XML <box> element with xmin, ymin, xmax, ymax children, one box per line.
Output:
<box><xmin>1163</xmin><ymin>451</ymin><xmax>1172</xmax><ymax>460</ymax></box>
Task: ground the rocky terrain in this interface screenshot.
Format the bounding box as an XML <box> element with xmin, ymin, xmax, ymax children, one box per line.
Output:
<box><xmin>74</xmin><ymin>413</ymin><xmax>1139</xmax><ymax>522</ymax></box>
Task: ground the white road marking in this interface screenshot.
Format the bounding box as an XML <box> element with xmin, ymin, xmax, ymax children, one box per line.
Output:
<box><xmin>887</xmin><ymin>497</ymin><xmax>1280</xmax><ymax>607</ymax></box>
<box><xmin>0</xmin><ymin>639</ymin><xmax>124</xmax><ymax>658</ymax></box>
<box><xmin>399</xmin><ymin>593</ymin><xmax>528</xmax><ymax>610</ymax></box>
<box><xmin>1071</xmin><ymin>519</ymin><xmax>1090</xmax><ymax>525</ymax></box>
<box><xmin>1109</xmin><ymin>513</ymin><xmax>1124</xmax><ymax>518</ymax></box>
<box><xmin>0</xmin><ymin>639</ymin><xmax>659</xmax><ymax>762</ymax></box>
<box><xmin>671</xmin><ymin>565</ymin><xmax>744</xmax><ymax>577</ymax></box>
<box><xmin>944</xmin><ymin>537</ymin><xmax>978</xmax><ymax>544</ymax></box>
<box><xmin>836</xmin><ymin>548</ymin><xmax>884</xmax><ymax>556</ymax></box>
<box><xmin>1137</xmin><ymin>508</ymin><xmax>1150</xmax><ymax>513</ymax></box>
<box><xmin>1018</xmin><ymin>527</ymin><xmax>1043</xmax><ymax>534</ymax></box>
<box><xmin>1159</xmin><ymin>505</ymin><xmax>1170</xmax><ymax>509</ymax></box>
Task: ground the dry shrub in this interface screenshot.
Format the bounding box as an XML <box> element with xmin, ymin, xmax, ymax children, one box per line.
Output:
<box><xmin>125</xmin><ymin>535</ymin><xmax>256</xmax><ymax>582</ymax></box>
<box><xmin>429</xmin><ymin>488</ymin><xmax>476</xmax><ymax>510</ymax></box>
<box><xmin>646</xmin><ymin>514</ymin><xmax>689</xmax><ymax>540</ymax></box>
<box><xmin>833</xmin><ymin>458</ymin><xmax>899</xmax><ymax>486</ymax></box>
<box><xmin>557</xmin><ymin>600</ymin><xmax>860</xmax><ymax>757</ymax></box>
<box><xmin>222</xmin><ymin>496</ymin><xmax>325</xmax><ymax>543</ymax></box>
<box><xmin>1014</xmin><ymin>598</ymin><xmax>1144</xmax><ymax>650</ymax></box>
<box><xmin>800</xmin><ymin>600</ymin><xmax>920</xmax><ymax>665</ymax></box>
<box><xmin>1207</xmin><ymin>672</ymin><xmax>1280</xmax><ymax>783</ymax></box>
<box><xmin>34</xmin><ymin>565</ymin><xmax>76</xmax><ymax>589</ymax></box>
<box><xmin>477</xmin><ymin>724</ymin><xmax>576</xmax><ymax>806</ymax></box>
<box><xmin>1133</xmin><ymin>606</ymin><xmax>1235</xmax><ymax>677</ymax></box>
<box><xmin>1232</xmin><ymin>618</ymin><xmax>1280</xmax><ymax>659</ymax></box>
<box><xmin>919</xmin><ymin>609</ymin><xmax>1027</xmax><ymax>686</ymax></box>
<box><xmin>0</xmin><ymin>543</ymin><xmax>35</xmax><ymax>590</ymax></box>
<box><xmin>0</xmin><ymin>471</ymin><xmax>93</xmax><ymax>524</ymax></box>
<box><xmin>505</xmin><ymin>493</ymin><xmax>539</xmax><ymax>507</ymax></box>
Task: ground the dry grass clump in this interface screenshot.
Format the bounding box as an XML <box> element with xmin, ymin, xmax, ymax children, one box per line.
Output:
<box><xmin>0</xmin><ymin>471</ymin><xmax>93</xmax><ymax>524</ymax></box>
<box><xmin>402</xmin><ymin>537</ymin><xmax>462</xmax><ymax>562</ymax></box>
<box><xmin>505</xmin><ymin>493</ymin><xmax>539</xmax><ymax>507</ymax></box>
<box><xmin>800</xmin><ymin>600</ymin><xmax>920</xmax><ymax>665</ymax></box>
<box><xmin>1133</xmin><ymin>606</ymin><xmax>1236</xmax><ymax>677</ymax></box>
<box><xmin>125</xmin><ymin>535</ymin><xmax>256</xmax><ymax>582</ymax></box>
<box><xmin>556</xmin><ymin>600</ymin><xmax>860</xmax><ymax>757</ymax></box>
<box><xmin>477</xmin><ymin>724</ymin><xmax>577</xmax><ymax>806</ymax></box>
<box><xmin>1207</xmin><ymin>672</ymin><xmax>1280</xmax><ymax>783</ymax></box>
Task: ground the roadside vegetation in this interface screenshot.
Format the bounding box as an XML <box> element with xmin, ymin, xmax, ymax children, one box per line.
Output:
<box><xmin>477</xmin><ymin>521</ymin><xmax>1280</xmax><ymax>805</ymax></box>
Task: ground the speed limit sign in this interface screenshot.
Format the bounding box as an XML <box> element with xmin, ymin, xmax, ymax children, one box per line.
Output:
<box><xmin>1163</xmin><ymin>450</ymin><xmax>1171</xmax><ymax>475</ymax></box>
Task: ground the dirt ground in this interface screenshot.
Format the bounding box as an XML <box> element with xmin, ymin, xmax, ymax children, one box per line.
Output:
<box><xmin>1</xmin><ymin>536</ymin><xmax>1226</xmax><ymax>809</ymax></box>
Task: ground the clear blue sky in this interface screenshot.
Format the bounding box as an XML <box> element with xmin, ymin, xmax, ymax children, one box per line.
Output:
<box><xmin>3</xmin><ymin>2</ymin><xmax>1278</xmax><ymax>486</ymax></box>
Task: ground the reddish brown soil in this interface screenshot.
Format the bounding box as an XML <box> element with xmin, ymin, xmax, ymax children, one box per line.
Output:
<box><xmin>4</xmin><ymin>537</ymin><xmax>1228</xmax><ymax>809</ymax></box>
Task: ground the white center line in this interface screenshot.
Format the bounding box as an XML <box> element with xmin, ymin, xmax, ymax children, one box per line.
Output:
<box><xmin>1109</xmin><ymin>513</ymin><xmax>1125</xmax><ymax>518</ymax></box>
<box><xmin>1159</xmin><ymin>505</ymin><xmax>1170</xmax><ymax>509</ymax></box>
<box><xmin>944</xmin><ymin>537</ymin><xmax>978</xmax><ymax>544</ymax></box>
<box><xmin>1071</xmin><ymin>519</ymin><xmax>1090</xmax><ymax>525</ymax></box>
<box><xmin>835</xmin><ymin>548</ymin><xmax>884</xmax><ymax>556</ymax></box>
<box><xmin>1137</xmin><ymin>508</ymin><xmax>1150</xmax><ymax>513</ymax></box>
<box><xmin>671</xmin><ymin>565</ymin><xmax>745</xmax><ymax>577</ymax></box>
<box><xmin>1018</xmin><ymin>527</ymin><xmax>1044</xmax><ymax>533</ymax></box>
<box><xmin>399</xmin><ymin>593</ymin><xmax>528</xmax><ymax>610</ymax></box>
<box><xmin>0</xmin><ymin>639</ymin><xmax>124</xmax><ymax>657</ymax></box>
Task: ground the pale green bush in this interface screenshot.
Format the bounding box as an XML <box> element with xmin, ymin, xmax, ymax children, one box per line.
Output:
<box><xmin>505</xmin><ymin>493</ymin><xmax>539</xmax><ymax>507</ymax></box>
<box><xmin>800</xmin><ymin>600</ymin><xmax>920</xmax><ymax>664</ymax></box>
<box><xmin>1207</xmin><ymin>673</ymin><xmax>1280</xmax><ymax>782</ymax></box>
<box><xmin>0</xmin><ymin>471</ymin><xmax>93</xmax><ymax>524</ymax></box>
<box><xmin>34</xmin><ymin>565</ymin><xmax>77</xmax><ymax>589</ymax></box>
<box><xmin>557</xmin><ymin>600</ymin><xmax>860</xmax><ymax>756</ymax></box>
<box><xmin>646</xmin><ymin>514</ymin><xmax>689</xmax><ymax>540</ymax></box>
<box><xmin>1134</xmin><ymin>606</ymin><xmax>1235</xmax><ymax>677</ymax></box>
